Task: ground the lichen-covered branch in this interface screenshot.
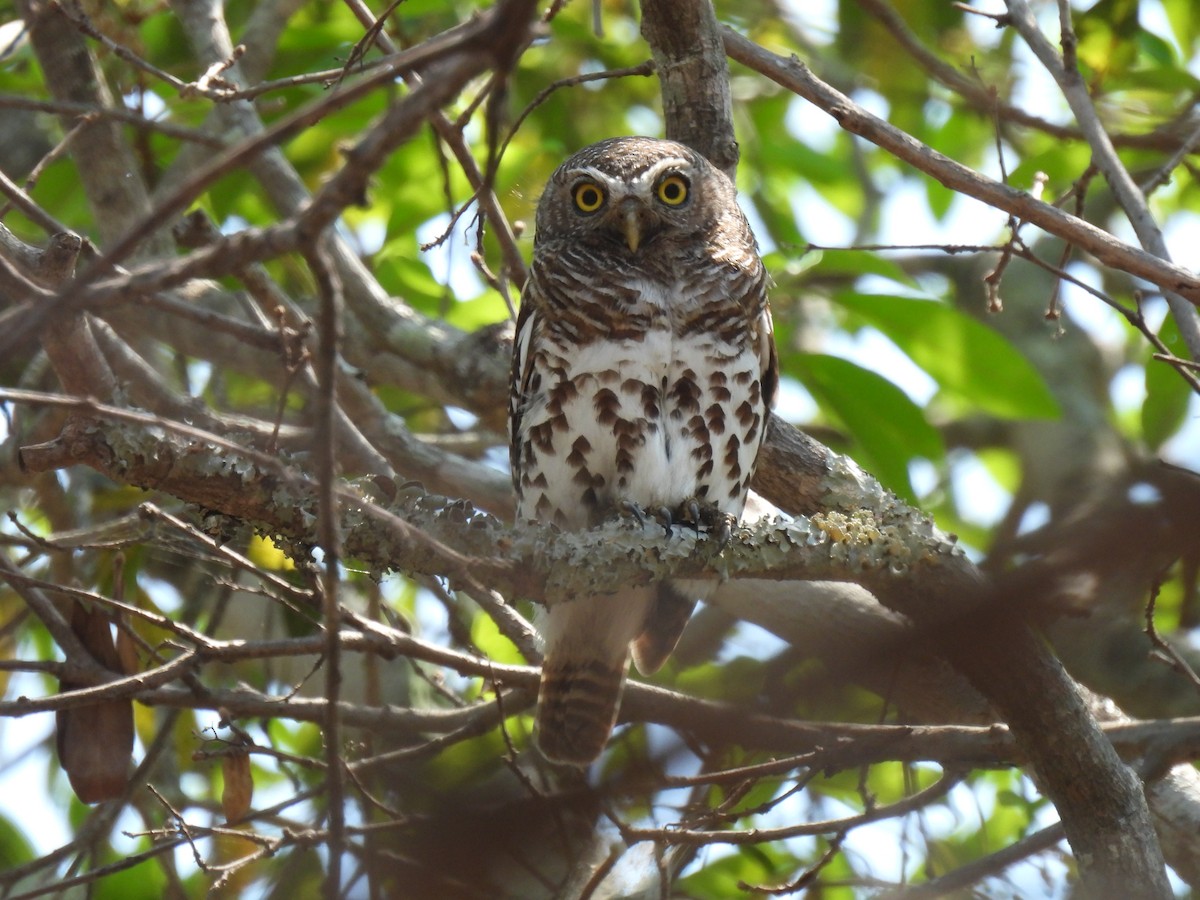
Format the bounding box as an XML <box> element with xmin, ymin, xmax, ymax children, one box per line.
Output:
<box><xmin>10</xmin><ymin>394</ymin><xmax>965</xmax><ymax>603</ymax></box>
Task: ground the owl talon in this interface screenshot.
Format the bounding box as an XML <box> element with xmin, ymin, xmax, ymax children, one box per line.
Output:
<box><xmin>619</xmin><ymin>499</ymin><xmax>647</xmax><ymax>526</ymax></box>
<box><xmin>654</xmin><ymin>506</ymin><xmax>675</xmax><ymax>536</ymax></box>
<box><xmin>674</xmin><ymin>499</ymin><xmax>735</xmax><ymax>549</ymax></box>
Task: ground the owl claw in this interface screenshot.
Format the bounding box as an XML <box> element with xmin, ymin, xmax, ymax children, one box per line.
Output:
<box><xmin>619</xmin><ymin>499</ymin><xmax>647</xmax><ymax>526</ymax></box>
<box><xmin>618</xmin><ymin>500</ymin><xmax>676</xmax><ymax>535</ymax></box>
<box><xmin>713</xmin><ymin>515</ymin><xmax>734</xmax><ymax>551</ymax></box>
<box><xmin>619</xmin><ymin>499</ymin><xmax>732</xmax><ymax>545</ymax></box>
<box><xmin>676</xmin><ymin>499</ymin><xmax>735</xmax><ymax>550</ymax></box>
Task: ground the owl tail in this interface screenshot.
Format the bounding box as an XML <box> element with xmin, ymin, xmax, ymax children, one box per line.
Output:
<box><xmin>536</xmin><ymin>655</ymin><xmax>628</xmax><ymax>765</ymax></box>
<box><xmin>534</xmin><ymin>590</ymin><xmax>653</xmax><ymax>765</ymax></box>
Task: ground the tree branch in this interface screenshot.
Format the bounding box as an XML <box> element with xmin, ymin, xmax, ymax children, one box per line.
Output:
<box><xmin>686</xmin><ymin>16</ymin><xmax>1173</xmax><ymax>899</ymax></box>
<box><xmin>721</xmin><ymin>28</ymin><xmax>1200</xmax><ymax>308</ymax></box>
<box><xmin>640</xmin><ymin>0</ymin><xmax>738</xmax><ymax>175</ymax></box>
<box><xmin>1002</xmin><ymin>0</ymin><xmax>1200</xmax><ymax>359</ymax></box>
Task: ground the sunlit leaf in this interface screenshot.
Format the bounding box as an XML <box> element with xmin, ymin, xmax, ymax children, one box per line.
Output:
<box><xmin>247</xmin><ymin>534</ymin><xmax>296</xmax><ymax>571</ymax></box>
<box><xmin>1161</xmin><ymin>0</ymin><xmax>1195</xmax><ymax>49</ymax></box>
<box><xmin>834</xmin><ymin>293</ymin><xmax>1060</xmax><ymax>419</ymax></box>
<box><xmin>789</xmin><ymin>352</ymin><xmax>944</xmax><ymax>499</ymax></box>
<box><xmin>0</xmin><ymin>812</ymin><xmax>35</xmax><ymax>868</ymax></box>
<box><xmin>1142</xmin><ymin>315</ymin><xmax>1192</xmax><ymax>449</ymax></box>
<box><xmin>470</xmin><ymin>604</ymin><xmax>525</xmax><ymax>667</ymax></box>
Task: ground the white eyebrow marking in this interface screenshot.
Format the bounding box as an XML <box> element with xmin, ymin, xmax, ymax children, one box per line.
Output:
<box><xmin>636</xmin><ymin>157</ymin><xmax>692</xmax><ymax>187</ymax></box>
<box><xmin>567</xmin><ymin>157</ymin><xmax>693</xmax><ymax>191</ymax></box>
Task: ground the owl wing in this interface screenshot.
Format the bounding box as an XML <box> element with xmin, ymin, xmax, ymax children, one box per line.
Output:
<box><xmin>508</xmin><ymin>280</ymin><xmax>541</xmax><ymax>504</ymax></box>
<box><xmin>755</xmin><ymin>293</ymin><xmax>779</xmax><ymax>420</ymax></box>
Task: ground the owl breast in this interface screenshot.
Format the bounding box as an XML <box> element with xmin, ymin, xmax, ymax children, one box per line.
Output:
<box><xmin>514</xmin><ymin>269</ymin><xmax>765</xmax><ymax>530</ymax></box>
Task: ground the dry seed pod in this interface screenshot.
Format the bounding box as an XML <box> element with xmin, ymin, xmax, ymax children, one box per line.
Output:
<box><xmin>221</xmin><ymin>750</ymin><xmax>254</xmax><ymax>822</ymax></box>
<box><xmin>55</xmin><ymin>601</ymin><xmax>134</xmax><ymax>804</ymax></box>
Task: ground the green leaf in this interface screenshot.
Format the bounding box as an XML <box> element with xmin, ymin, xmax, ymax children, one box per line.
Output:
<box><xmin>470</xmin><ymin>604</ymin><xmax>524</xmax><ymax>666</ymax></box>
<box><xmin>374</xmin><ymin>245</ymin><xmax>452</xmax><ymax>312</ymax></box>
<box><xmin>975</xmin><ymin>447</ymin><xmax>1022</xmax><ymax>494</ymax></box>
<box><xmin>790</xmin><ymin>353</ymin><xmax>944</xmax><ymax>500</ymax></box>
<box><xmin>92</xmin><ymin>843</ymin><xmax>168</xmax><ymax>900</ymax></box>
<box><xmin>1142</xmin><ymin>315</ymin><xmax>1192</xmax><ymax>449</ymax></box>
<box><xmin>677</xmin><ymin>840</ymin><xmax>801</xmax><ymax>899</ymax></box>
<box><xmin>1075</xmin><ymin>0</ymin><xmax>1139</xmax><ymax>77</ymax></box>
<box><xmin>1120</xmin><ymin>64</ymin><xmax>1200</xmax><ymax>93</ymax></box>
<box><xmin>0</xmin><ymin>811</ymin><xmax>36</xmax><ymax>868</ymax></box>
<box><xmin>833</xmin><ymin>293</ymin><xmax>1060</xmax><ymax>420</ymax></box>
<box><xmin>1161</xmin><ymin>0</ymin><xmax>1196</xmax><ymax>50</ymax></box>
<box><xmin>445</xmin><ymin>292</ymin><xmax>511</xmax><ymax>331</ymax></box>
<box><xmin>673</xmin><ymin>656</ymin><xmax>764</xmax><ymax>703</ymax></box>
<box><xmin>1136</xmin><ymin>29</ymin><xmax>1179</xmax><ymax>67</ymax></box>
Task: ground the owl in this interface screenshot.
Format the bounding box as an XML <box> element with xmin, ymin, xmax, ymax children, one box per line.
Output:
<box><xmin>509</xmin><ymin>137</ymin><xmax>777</xmax><ymax>765</ymax></box>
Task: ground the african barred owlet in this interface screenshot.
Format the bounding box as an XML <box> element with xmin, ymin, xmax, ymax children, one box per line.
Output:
<box><xmin>510</xmin><ymin>137</ymin><xmax>777</xmax><ymax>765</ymax></box>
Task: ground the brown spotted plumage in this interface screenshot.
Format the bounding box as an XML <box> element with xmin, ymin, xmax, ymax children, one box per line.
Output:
<box><xmin>510</xmin><ymin>137</ymin><xmax>777</xmax><ymax>765</ymax></box>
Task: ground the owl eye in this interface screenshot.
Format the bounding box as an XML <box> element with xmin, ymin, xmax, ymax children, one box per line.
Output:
<box><xmin>656</xmin><ymin>174</ymin><xmax>689</xmax><ymax>206</ymax></box>
<box><xmin>572</xmin><ymin>182</ymin><xmax>606</xmax><ymax>214</ymax></box>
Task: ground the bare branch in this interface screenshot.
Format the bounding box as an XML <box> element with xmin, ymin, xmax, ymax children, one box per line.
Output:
<box><xmin>720</xmin><ymin>28</ymin><xmax>1200</xmax><ymax>308</ymax></box>
<box><xmin>1003</xmin><ymin>0</ymin><xmax>1200</xmax><ymax>359</ymax></box>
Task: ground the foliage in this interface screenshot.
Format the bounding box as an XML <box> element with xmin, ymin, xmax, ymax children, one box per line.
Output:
<box><xmin>0</xmin><ymin>0</ymin><xmax>1198</xmax><ymax>897</ymax></box>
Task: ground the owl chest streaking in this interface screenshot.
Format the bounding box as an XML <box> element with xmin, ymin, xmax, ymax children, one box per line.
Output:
<box><xmin>510</xmin><ymin>136</ymin><xmax>777</xmax><ymax>765</ymax></box>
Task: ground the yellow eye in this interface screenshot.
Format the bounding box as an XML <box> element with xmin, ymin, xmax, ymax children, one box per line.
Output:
<box><xmin>656</xmin><ymin>174</ymin><xmax>689</xmax><ymax>206</ymax></box>
<box><xmin>573</xmin><ymin>182</ymin><xmax>605</xmax><ymax>214</ymax></box>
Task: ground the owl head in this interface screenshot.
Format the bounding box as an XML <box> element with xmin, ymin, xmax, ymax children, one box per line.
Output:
<box><xmin>533</xmin><ymin>137</ymin><xmax>743</xmax><ymax>255</ymax></box>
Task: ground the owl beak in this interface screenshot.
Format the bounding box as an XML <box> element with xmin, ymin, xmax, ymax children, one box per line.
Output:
<box><xmin>622</xmin><ymin>208</ymin><xmax>642</xmax><ymax>253</ymax></box>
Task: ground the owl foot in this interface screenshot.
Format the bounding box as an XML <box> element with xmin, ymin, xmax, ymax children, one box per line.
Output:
<box><xmin>617</xmin><ymin>500</ymin><xmax>679</xmax><ymax>536</ymax></box>
<box><xmin>674</xmin><ymin>499</ymin><xmax>735</xmax><ymax>550</ymax></box>
<box><xmin>618</xmin><ymin>499</ymin><xmax>735</xmax><ymax>545</ymax></box>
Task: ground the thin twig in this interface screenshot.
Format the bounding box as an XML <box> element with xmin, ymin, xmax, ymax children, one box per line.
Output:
<box><xmin>619</xmin><ymin>772</ymin><xmax>962</xmax><ymax>846</ymax></box>
<box><xmin>719</xmin><ymin>28</ymin><xmax>1200</xmax><ymax>307</ymax></box>
<box><xmin>741</xmin><ymin>831</ymin><xmax>847</xmax><ymax>895</ymax></box>
<box><xmin>0</xmin><ymin>94</ymin><xmax>224</xmax><ymax>144</ymax></box>
<box><xmin>304</xmin><ymin>233</ymin><xmax>346</xmax><ymax>899</ymax></box>
<box><xmin>1004</xmin><ymin>0</ymin><xmax>1200</xmax><ymax>359</ymax></box>
<box><xmin>884</xmin><ymin>822</ymin><xmax>1066</xmax><ymax>899</ymax></box>
<box><xmin>1144</xmin><ymin>569</ymin><xmax>1200</xmax><ymax>695</ymax></box>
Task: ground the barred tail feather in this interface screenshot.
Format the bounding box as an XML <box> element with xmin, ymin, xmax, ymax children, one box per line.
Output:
<box><xmin>536</xmin><ymin>657</ymin><xmax>627</xmax><ymax>765</ymax></box>
<box><xmin>534</xmin><ymin>588</ymin><xmax>653</xmax><ymax>764</ymax></box>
